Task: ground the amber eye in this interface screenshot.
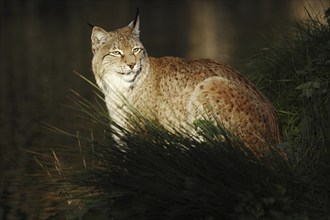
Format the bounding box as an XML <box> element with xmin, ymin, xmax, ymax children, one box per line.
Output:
<box><xmin>110</xmin><ymin>50</ymin><xmax>122</xmax><ymax>56</ymax></box>
<box><xmin>132</xmin><ymin>48</ymin><xmax>141</xmax><ymax>54</ymax></box>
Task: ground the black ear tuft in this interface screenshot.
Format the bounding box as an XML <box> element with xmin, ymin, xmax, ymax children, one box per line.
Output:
<box><xmin>87</xmin><ymin>22</ymin><xmax>95</xmax><ymax>28</ymax></box>
<box><xmin>133</xmin><ymin>8</ymin><xmax>140</xmax><ymax>28</ymax></box>
<box><xmin>128</xmin><ymin>8</ymin><xmax>140</xmax><ymax>38</ymax></box>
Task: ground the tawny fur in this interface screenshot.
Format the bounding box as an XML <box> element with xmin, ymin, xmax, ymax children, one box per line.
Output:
<box><xmin>91</xmin><ymin>15</ymin><xmax>281</xmax><ymax>156</ymax></box>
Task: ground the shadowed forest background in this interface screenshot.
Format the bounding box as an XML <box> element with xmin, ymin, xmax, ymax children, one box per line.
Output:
<box><xmin>0</xmin><ymin>0</ymin><xmax>329</xmax><ymax>219</ymax></box>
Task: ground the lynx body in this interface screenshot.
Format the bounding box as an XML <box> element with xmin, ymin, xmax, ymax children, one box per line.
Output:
<box><xmin>91</xmin><ymin>15</ymin><xmax>281</xmax><ymax>155</ymax></box>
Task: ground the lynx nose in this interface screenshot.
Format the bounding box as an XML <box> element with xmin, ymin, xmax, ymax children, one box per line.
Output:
<box><xmin>127</xmin><ymin>63</ymin><xmax>135</xmax><ymax>69</ymax></box>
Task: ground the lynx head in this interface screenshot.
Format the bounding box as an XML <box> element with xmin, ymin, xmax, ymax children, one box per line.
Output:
<box><xmin>91</xmin><ymin>13</ymin><xmax>149</xmax><ymax>93</ymax></box>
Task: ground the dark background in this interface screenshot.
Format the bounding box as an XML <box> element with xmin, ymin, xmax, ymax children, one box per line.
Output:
<box><xmin>0</xmin><ymin>0</ymin><xmax>328</xmax><ymax>218</ymax></box>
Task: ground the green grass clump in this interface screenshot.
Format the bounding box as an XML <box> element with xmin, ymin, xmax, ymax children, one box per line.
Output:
<box><xmin>37</xmin><ymin>8</ymin><xmax>330</xmax><ymax>220</ymax></box>
<box><xmin>246</xmin><ymin>9</ymin><xmax>330</xmax><ymax>151</ymax></box>
<box><xmin>51</xmin><ymin>94</ymin><xmax>302</xmax><ymax>220</ymax></box>
<box><xmin>245</xmin><ymin>8</ymin><xmax>330</xmax><ymax>219</ymax></box>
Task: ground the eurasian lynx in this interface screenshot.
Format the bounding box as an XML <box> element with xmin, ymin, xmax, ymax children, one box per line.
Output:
<box><xmin>91</xmin><ymin>14</ymin><xmax>281</xmax><ymax>155</ymax></box>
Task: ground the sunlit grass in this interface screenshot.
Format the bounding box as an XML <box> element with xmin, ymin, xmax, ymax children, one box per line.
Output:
<box><xmin>38</xmin><ymin>93</ymin><xmax>300</xmax><ymax>220</ymax></box>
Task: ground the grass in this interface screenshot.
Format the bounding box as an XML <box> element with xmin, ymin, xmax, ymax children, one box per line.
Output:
<box><xmin>36</xmin><ymin>8</ymin><xmax>330</xmax><ymax>220</ymax></box>
<box><xmin>244</xmin><ymin>7</ymin><xmax>330</xmax><ymax>219</ymax></box>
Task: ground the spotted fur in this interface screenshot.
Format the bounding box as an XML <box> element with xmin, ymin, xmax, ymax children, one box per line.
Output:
<box><xmin>91</xmin><ymin>16</ymin><xmax>281</xmax><ymax>156</ymax></box>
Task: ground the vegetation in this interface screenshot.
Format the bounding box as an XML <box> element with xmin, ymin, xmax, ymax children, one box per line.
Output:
<box><xmin>37</xmin><ymin>8</ymin><xmax>330</xmax><ymax>220</ymax></box>
<box><xmin>245</xmin><ymin>8</ymin><xmax>330</xmax><ymax>219</ymax></box>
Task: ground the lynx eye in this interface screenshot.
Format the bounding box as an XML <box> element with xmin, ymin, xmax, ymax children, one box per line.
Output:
<box><xmin>132</xmin><ymin>47</ymin><xmax>141</xmax><ymax>54</ymax></box>
<box><xmin>110</xmin><ymin>50</ymin><xmax>123</xmax><ymax>57</ymax></box>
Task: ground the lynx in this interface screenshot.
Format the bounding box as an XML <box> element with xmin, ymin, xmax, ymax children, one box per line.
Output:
<box><xmin>91</xmin><ymin>14</ymin><xmax>281</xmax><ymax>155</ymax></box>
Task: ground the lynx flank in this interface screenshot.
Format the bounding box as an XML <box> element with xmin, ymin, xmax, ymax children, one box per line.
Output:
<box><xmin>91</xmin><ymin>14</ymin><xmax>281</xmax><ymax>155</ymax></box>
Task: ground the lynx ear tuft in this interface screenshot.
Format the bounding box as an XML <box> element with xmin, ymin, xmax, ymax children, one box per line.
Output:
<box><xmin>128</xmin><ymin>9</ymin><xmax>140</xmax><ymax>38</ymax></box>
<box><xmin>91</xmin><ymin>26</ymin><xmax>109</xmax><ymax>54</ymax></box>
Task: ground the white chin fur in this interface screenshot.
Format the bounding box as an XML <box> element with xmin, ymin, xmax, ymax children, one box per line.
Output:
<box><xmin>101</xmin><ymin>71</ymin><xmax>137</xmax><ymax>94</ymax></box>
<box><xmin>122</xmin><ymin>74</ymin><xmax>137</xmax><ymax>83</ymax></box>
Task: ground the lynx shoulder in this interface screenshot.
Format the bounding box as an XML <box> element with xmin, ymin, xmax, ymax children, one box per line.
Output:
<box><xmin>91</xmin><ymin>14</ymin><xmax>281</xmax><ymax>156</ymax></box>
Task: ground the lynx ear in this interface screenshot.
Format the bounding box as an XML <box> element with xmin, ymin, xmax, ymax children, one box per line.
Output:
<box><xmin>128</xmin><ymin>9</ymin><xmax>140</xmax><ymax>38</ymax></box>
<box><xmin>91</xmin><ymin>26</ymin><xmax>109</xmax><ymax>54</ymax></box>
